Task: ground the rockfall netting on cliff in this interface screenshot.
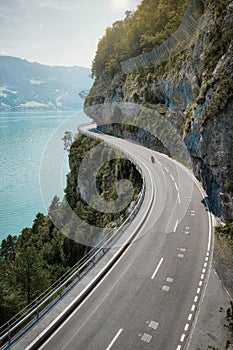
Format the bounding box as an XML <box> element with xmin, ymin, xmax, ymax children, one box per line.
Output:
<box><xmin>120</xmin><ymin>0</ymin><xmax>205</xmax><ymax>74</ymax></box>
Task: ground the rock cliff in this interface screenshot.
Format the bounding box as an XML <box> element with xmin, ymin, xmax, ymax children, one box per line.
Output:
<box><xmin>85</xmin><ymin>0</ymin><xmax>233</xmax><ymax>221</ymax></box>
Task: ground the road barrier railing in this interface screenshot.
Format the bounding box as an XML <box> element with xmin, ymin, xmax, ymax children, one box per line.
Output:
<box><xmin>0</xmin><ymin>125</ymin><xmax>146</xmax><ymax>350</ymax></box>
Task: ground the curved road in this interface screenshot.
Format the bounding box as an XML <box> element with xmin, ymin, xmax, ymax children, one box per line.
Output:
<box><xmin>40</xmin><ymin>125</ymin><xmax>212</xmax><ymax>350</ymax></box>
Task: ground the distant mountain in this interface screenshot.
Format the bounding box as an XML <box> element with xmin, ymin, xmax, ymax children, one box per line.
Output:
<box><xmin>0</xmin><ymin>56</ymin><xmax>92</xmax><ymax>111</ymax></box>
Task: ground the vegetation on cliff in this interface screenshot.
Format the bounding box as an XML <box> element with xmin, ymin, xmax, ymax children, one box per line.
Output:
<box><xmin>86</xmin><ymin>0</ymin><xmax>233</xmax><ymax>224</ymax></box>
<box><xmin>193</xmin><ymin>0</ymin><xmax>233</xmax><ymax>125</ymax></box>
<box><xmin>0</xmin><ymin>135</ymin><xmax>142</xmax><ymax>326</ymax></box>
<box><xmin>90</xmin><ymin>0</ymin><xmax>232</xmax><ymax>127</ymax></box>
<box><xmin>92</xmin><ymin>0</ymin><xmax>188</xmax><ymax>77</ymax></box>
<box><xmin>210</xmin><ymin>299</ymin><xmax>233</xmax><ymax>349</ymax></box>
<box><xmin>86</xmin><ymin>0</ymin><xmax>233</xmax><ymax>347</ymax></box>
<box><xmin>216</xmin><ymin>222</ymin><xmax>233</xmax><ymax>243</ymax></box>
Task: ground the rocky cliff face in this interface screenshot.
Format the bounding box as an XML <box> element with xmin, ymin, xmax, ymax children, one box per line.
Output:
<box><xmin>85</xmin><ymin>0</ymin><xmax>233</xmax><ymax>221</ymax></box>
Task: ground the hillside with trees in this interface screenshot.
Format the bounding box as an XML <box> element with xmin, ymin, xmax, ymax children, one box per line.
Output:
<box><xmin>92</xmin><ymin>0</ymin><xmax>189</xmax><ymax>77</ymax></box>
<box><xmin>85</xmin><ymin>0</ymin><xmax>233</xmax><ymax>224</ymax></box>
<box><xmin>0</xmin><ymin>135</ymin><xmax>142</xmax><ymax>326</ymax></box>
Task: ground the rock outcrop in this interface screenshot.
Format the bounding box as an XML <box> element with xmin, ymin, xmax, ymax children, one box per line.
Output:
<box><xmin>85</xmin><ymin>0</ymin><xmax>233</xmax><ymax>221</ymax></box>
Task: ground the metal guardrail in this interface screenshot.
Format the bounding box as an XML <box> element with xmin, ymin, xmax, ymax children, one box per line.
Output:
<box><xmin>0</xmin><ymin>125</ymin><xmax>146</xmax><ymax>349</ymax></box>
<box><xmin>79</xmin><ymin>125</ymin><xmax>144</xmax><ymax>174</ymax></box>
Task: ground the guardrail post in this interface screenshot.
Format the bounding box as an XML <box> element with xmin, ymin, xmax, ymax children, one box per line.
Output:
<box><xmin>7</xmin><ymin>321</ymin><xmax>11</xmax><ymax>347</ymax></box>
<box><xmin>57</xmin><ymin>279</ymin><xmax>62</xmax><ymax>299</ymax></box>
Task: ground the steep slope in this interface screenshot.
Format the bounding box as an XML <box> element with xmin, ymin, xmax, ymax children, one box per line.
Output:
<box><xmin>85</xmin><ymin>0</ymin><xmax>233</xmax><ymax>221</ymax></box>
<box><xmin>0</xmin><ymin>56</ymin><xmax>92</xmax><ymax>111</ymax></box>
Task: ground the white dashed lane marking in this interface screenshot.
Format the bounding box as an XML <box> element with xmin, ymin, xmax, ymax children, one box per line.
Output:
<box><xmin>177</xmin><ymin>248</ymin><xmax>210</xmax><ymax>350</ymax></box>
<box><xmin>173</xmin><ymin>220</ymin><xmax>179</xmax><ymax>232</ymax></box>
<box><xmin>178</xmin><ymin>192</ymin><xmax>181</xmax><ymax>204</ymax></box>
<box><xmin>151</xmin><ymin>258</ymin><xmax>164</xmax><ymax>280</ymax></box>
<box><xmin>106</xmin><ymin>329</ymin><xmax>123</xmax><ymax>350</ymax></box>
<box><xmin>180</xmin><ymin>334</ymin><xmax>186</xmax><ymax>342</ymax></box>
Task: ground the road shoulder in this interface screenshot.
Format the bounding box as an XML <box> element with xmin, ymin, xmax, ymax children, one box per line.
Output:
<box><xmin>188</xmin><ymin>266</ymin><xmax>231</xmax><ymax>350</ymax></box>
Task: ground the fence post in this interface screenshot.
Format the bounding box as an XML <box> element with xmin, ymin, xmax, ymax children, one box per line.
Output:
<box><xmin>7</xmin><ymin>321</ymin><xmax>11</xmax><ymax>347</ymax></box>
<box><xmin>59</xmin><ymin>279</ymin><xmax>62</xmax><ymax>299</ymax></box>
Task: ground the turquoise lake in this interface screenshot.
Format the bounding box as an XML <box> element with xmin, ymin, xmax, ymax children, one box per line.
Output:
<box><xmin>0</xmin><ymin>110</ymin><xmax>91</xmax><ymax>242</ymax></box>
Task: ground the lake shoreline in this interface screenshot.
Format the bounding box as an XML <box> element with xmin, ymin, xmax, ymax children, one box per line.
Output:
<box><xmin>0</xmin><ymin>110</ymin><xmax>90</xmax><ymax>241</ymax></box>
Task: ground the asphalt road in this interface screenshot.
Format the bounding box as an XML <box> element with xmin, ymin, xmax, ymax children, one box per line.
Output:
<box><xmin>40</xmin><ymin>126</ymin><xmax>212</xmax><ymax>350</ymax></box>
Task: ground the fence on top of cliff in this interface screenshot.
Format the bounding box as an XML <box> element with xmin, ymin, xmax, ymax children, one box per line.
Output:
<box><xmin>120</xmin><ymin>0</ymin><xmax>205</xmax><ymax>74</ymax></box>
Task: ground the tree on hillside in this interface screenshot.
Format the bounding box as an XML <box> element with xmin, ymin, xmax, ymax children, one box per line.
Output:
<box><xmin>91</xmin><ymin>0</ymin><xmax>189</xmax><ymax>77</ymax></box>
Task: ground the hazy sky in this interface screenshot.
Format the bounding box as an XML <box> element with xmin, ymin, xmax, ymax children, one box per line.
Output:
<box><xmin>0</xmin><ymin>0</ymin><xmax>140</xmax><ymax>68</ymax></box>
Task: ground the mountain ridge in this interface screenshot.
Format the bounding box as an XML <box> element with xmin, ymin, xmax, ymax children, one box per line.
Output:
<box><xmin>0</xmin><ymin>56</ymin><xmax>92</xmax><ymax>111</ymax></box>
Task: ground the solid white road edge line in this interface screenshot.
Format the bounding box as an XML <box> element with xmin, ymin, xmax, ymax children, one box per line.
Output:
<box><xmin>156</xmin><ymin>153</ymin><xmax>214</xmax><ymax>350</ymax></box>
